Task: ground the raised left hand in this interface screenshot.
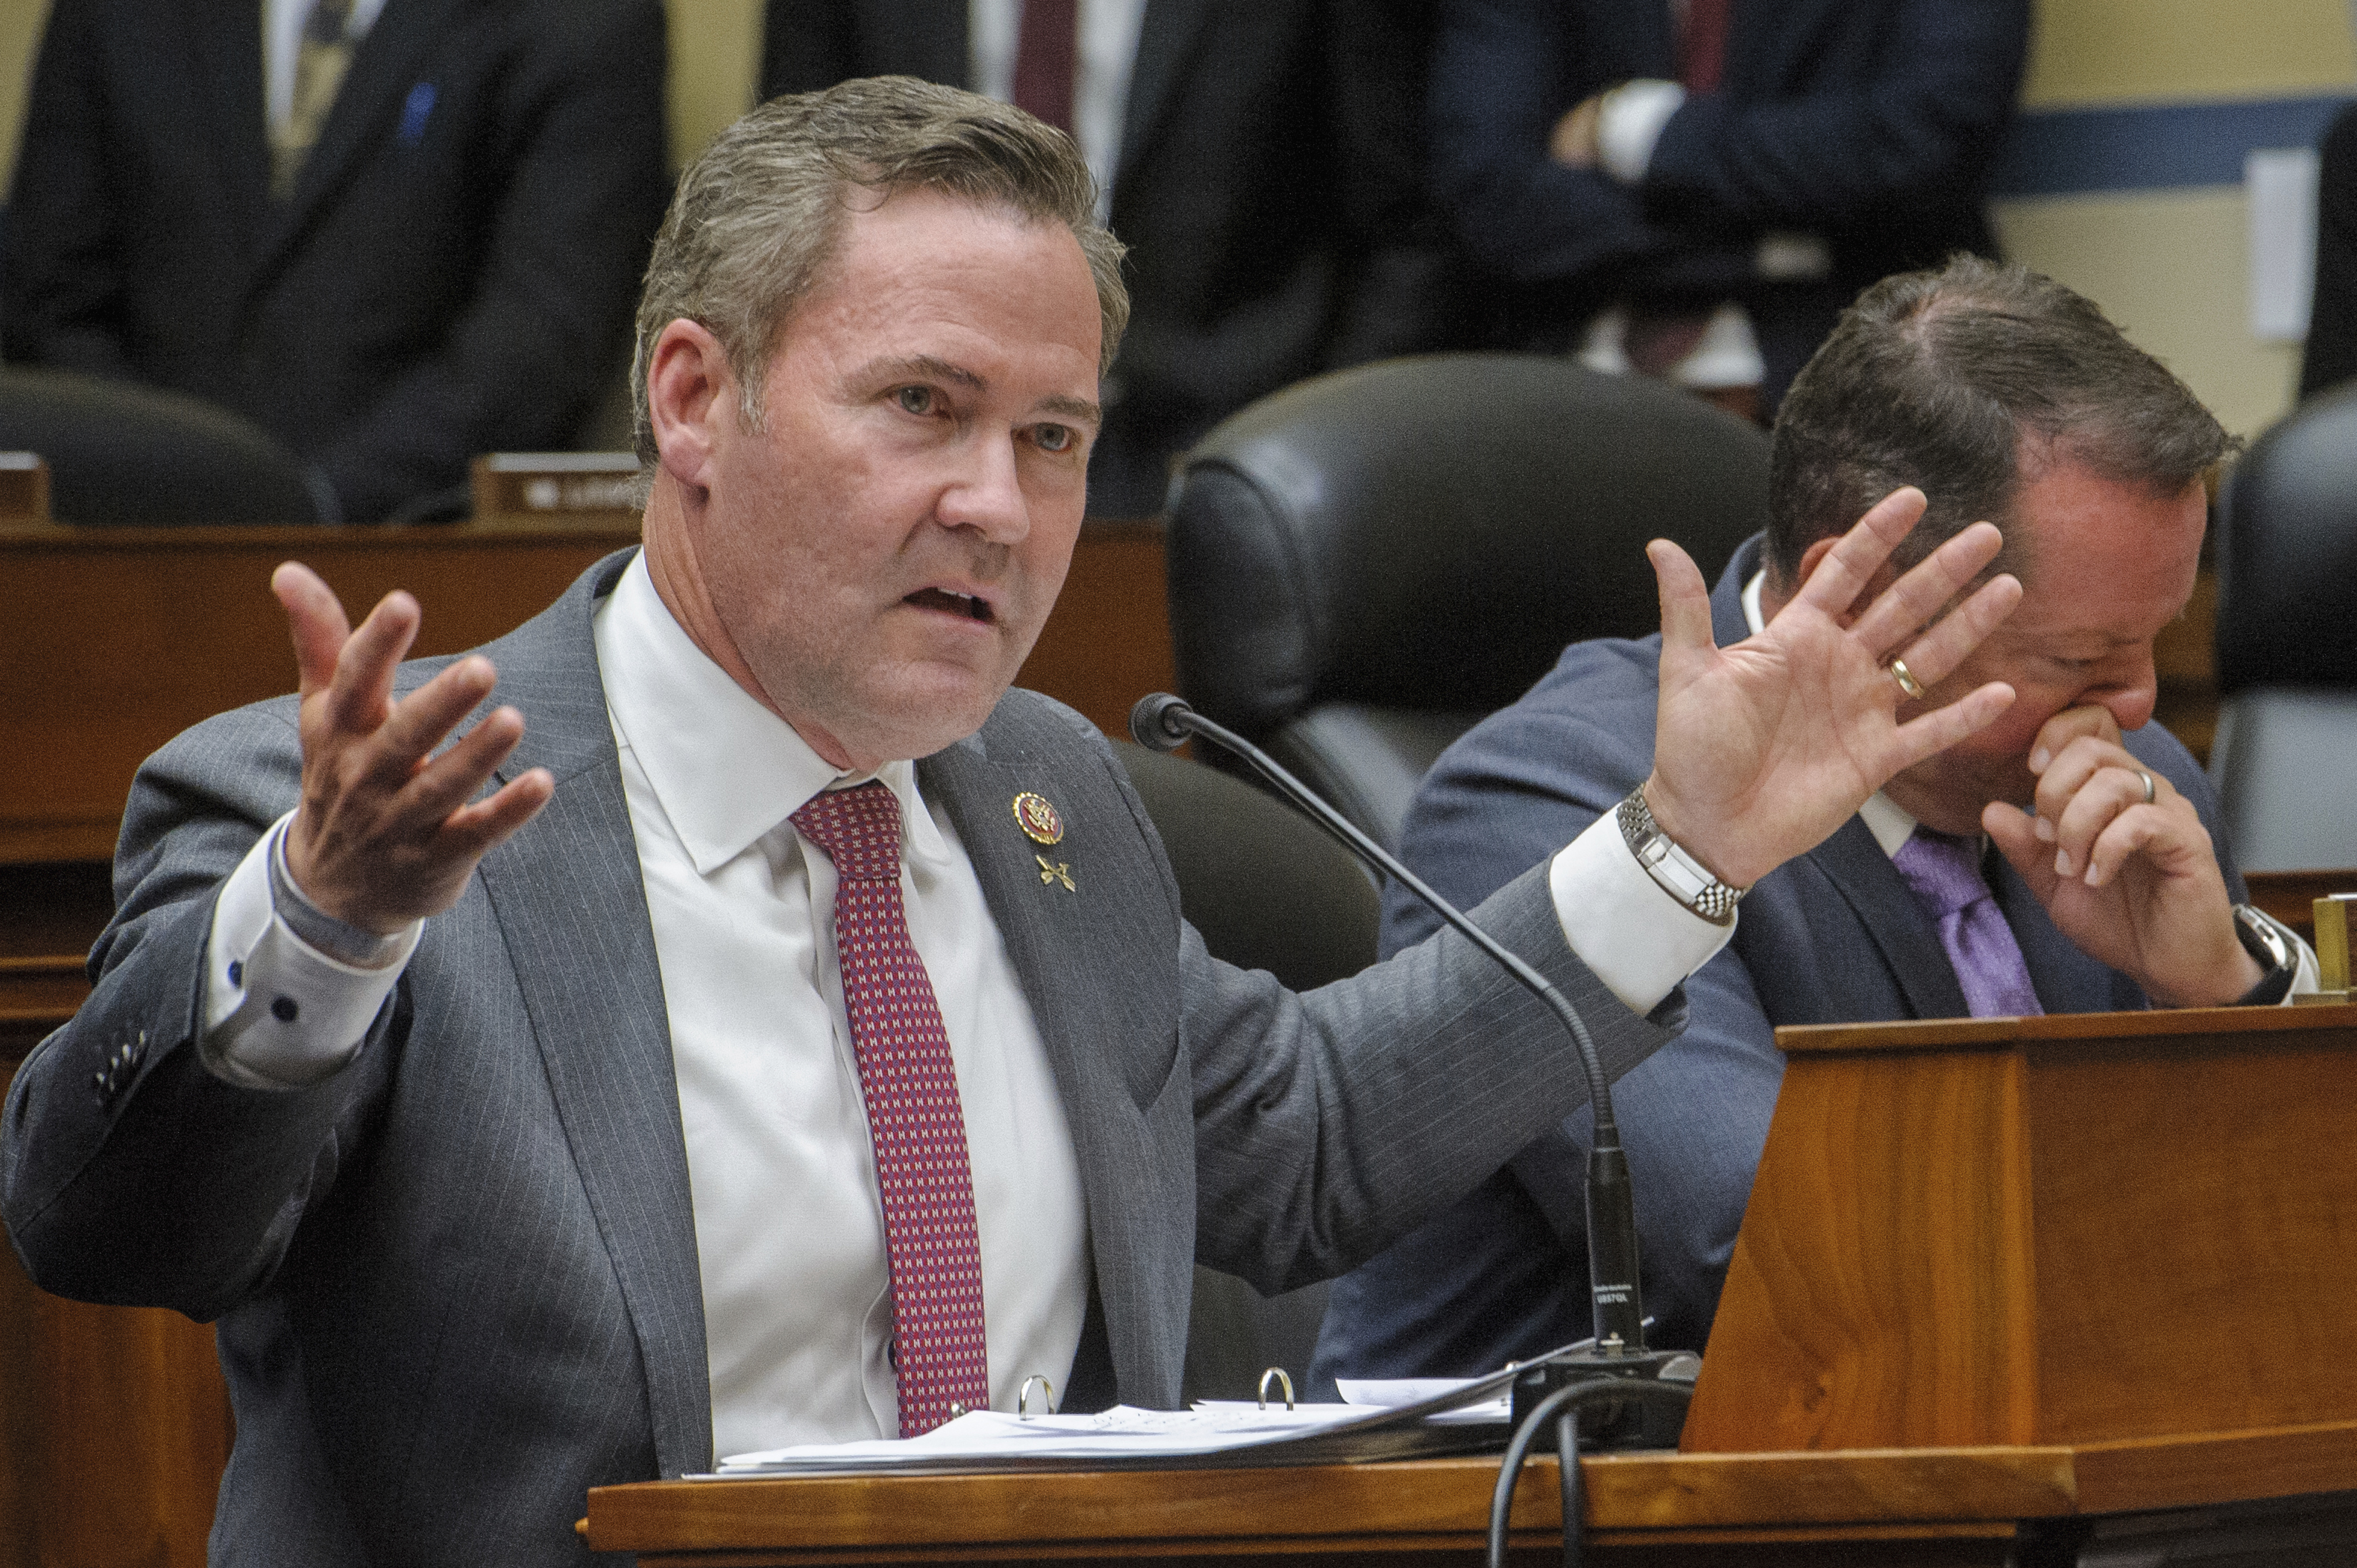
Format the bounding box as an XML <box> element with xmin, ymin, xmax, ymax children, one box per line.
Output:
<box><xmin>1982</xmin><ymin>707</ymin><xmax>2258</xmax><ymax>1007</ymax></box>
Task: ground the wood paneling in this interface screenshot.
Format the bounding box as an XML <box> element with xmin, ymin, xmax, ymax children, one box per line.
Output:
<box><xmin>0</xmin><ymin>518</ymin><xmax>642</xmax><ymax>862</ymax></box>
<box><xmin>1683</xmin><ymin>1045</ymin><xmax>2041</xmax><ymax>1451</ymax></box>
<box><xmin>587</xmin><ymin>1442</ymin><xmax>2357</xmax><ymax>1566</ymax></box>
<box><xmin>1685</xmin><ymin>1004</ymin><xmax>2357</xmax><ymax>1455</ymax></box>
<box><xmin>587</xmin><ymin>1451</ymin><xmax>2057</xmax><ymax>1564</ymax></box>
<box><xmin>2245</xmin><ymin>868</ymin><xmax>2357</xmax><ymax>938</ymax></box>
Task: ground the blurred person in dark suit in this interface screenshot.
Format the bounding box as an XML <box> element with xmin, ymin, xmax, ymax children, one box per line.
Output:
<box><xmin>1432</xmin><ymin>0</ymin><xmax>2027</xmax><ymax>419</ymax></box>
<box><xmin>2300</xmin><ymin>102</ymin><xmax>2357</xmax><ymax>400</ymax></box>
<box><xmin>2</xmin><ymin>0</ymin><xmax>670</xmax><ymax>523</ymax></box>
<box><xmin>764</xmin><ymin>0</ymin><xmax>1468</xmax><ymax>516</ymax></box>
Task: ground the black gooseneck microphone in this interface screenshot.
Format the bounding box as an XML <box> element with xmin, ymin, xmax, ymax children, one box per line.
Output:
<box><xmin>1131</xmin><ymin>693</ymin><xmax>1696</xmax><ymax>1568</ymax></box>
<box><xmin>1129</xmin><ymin>693</ymin><xmax>1666</xmax><ymax>1359</ymax></box>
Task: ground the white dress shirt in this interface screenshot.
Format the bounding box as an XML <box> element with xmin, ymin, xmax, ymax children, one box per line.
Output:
<box><xmin>264</xmin><ymin>0</ymin><xmax>392</xmax><ymax>135</ymax></box>
<box><xmin>198</xmin><ymin>554</ymin><xmax>1731</xmax><ymax>1452</ymax></box>
<box><xmin>969</xmin><ymin>0</ymin><xmax>1149</xmax><ymax>220</ymax></box>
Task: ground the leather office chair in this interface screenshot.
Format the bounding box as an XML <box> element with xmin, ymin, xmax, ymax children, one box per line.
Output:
<box><xmin>1166</xmin><ymin>354</ymin><xmax>1770</xmax><ymax>850</ymax></box>
<box><xmin>1112</xmin><ymin>740</ymin><xmax>1378</xmax><ymax>1403</ymax></box>
<box><xmin>0</xmin><ymin>366</ymin><xmax>324</xmax><ymax>525</ymax></box>
<box><xmin>2209</xmin><ymin>384</ymin><xmax>2357</xmax><ymax>871</ymax></box>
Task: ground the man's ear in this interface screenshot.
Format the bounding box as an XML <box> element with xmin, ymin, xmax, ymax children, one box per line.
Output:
<box><xmin>645</xmin><ymin>318</ymin><xmax>734</xmax><ymax>490</ymax></box>
<box><xmin>1773</xmin><ymin>533</ymin><xmax>1893</xmax><ymax>629</ymax></box>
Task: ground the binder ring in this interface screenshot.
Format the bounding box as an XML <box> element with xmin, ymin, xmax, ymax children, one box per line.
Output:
<box><xmin>1018</xmin><ymin>1374</ymin><xmax>1056</xmax><ymax>1419</ymax></box>
<box><xmin>1256</xmin><ymin>1368</ymin><xmax>1295</xmax><ymax>1410</ymax></box>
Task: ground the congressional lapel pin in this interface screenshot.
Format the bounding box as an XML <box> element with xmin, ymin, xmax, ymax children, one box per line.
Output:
<box><xmin>1013</xmin><ymin>793</ymin><xmax>1074</xmax><ymax>891</ymax></box>
<box><xmin>1013</xmin><ymin>791</ymin><xmax>1064</xmax><ymax>845</ymax></box>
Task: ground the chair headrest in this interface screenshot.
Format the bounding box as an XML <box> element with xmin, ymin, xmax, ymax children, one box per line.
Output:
<box><xmin>0</xmin><ymin>366</ymin><xmax>322</xmax><ymax>525</ymax></box>
<box><xmin>2216</xmin><ymin>382</ymin><xmax>2357</xmax><ymax>695</ymax></box>
<box><xmin>1165</xmin><ymin>354</ymin><xmax>1768</xmax><ymax>737</ymax></box>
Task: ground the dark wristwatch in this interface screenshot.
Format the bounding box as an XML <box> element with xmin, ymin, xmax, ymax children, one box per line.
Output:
<box><xmin>2231</xmin><ymin>903</ymin><xmax>2299</xmax><ymax>1007</ymax></box>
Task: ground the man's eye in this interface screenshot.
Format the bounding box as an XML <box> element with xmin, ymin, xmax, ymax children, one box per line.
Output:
<box><xmin>1033</xmin><ymin>423</ymin><xmax>1073</xmax><ymax>453</ymax></box>
<box><xmin>895</xmin><ymin>386</ymin><xmax>935</xmax><ymax>415</ymax></box>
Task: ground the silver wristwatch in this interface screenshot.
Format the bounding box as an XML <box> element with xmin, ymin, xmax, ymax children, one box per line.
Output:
<box><xmin>1615</xmin><ymin>788</ymin><xmax>1746</xmax><ymax>926</ymax></box>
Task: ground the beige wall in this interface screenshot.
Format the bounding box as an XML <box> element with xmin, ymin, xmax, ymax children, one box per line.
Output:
<box><xmin>0</xmin><ymin>0</ymin><xmax>760</xmax><ymax>189</ymax></box>
<box><xmin>0</xmin><ymin>0</ymin><xmax>48</xmax><ymax>190</ymax></box>
<box><xmin>1996</xmin><ymin>0</ymin><xmax>2357</xmax><ymax>442</ymax></box>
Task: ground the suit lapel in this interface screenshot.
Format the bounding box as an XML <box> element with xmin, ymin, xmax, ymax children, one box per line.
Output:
<box><xmin>918</xmin><ymin>724</ymin><xmax>1183</xmax><ymax>1399</ymax></box>
<box><xmin>866</xmin><ymin>0</ymin><xmax>969</xmax><ymax>85</ymax></box>
<box><xmin>1805</xmin><ymin>817</ymin><xmax>1972</xmax><ymax>1020</ymax></box>
<box><xmin>1622</xmin><ymin>0</ymin><xmax>1677</xmax><ymax>76</ymax></box>
<box><xmin>1725</xmin><ymin>0</ymin><xmax>1840</xmax><ymax>97</ymax></box>
<box><xmin>1118</xmin><ymin>0</ymin><xmax>1214</xmax><ymax>188</ymax></box>
<box><xmin>194</xmin><ymin>0</ymin><xmax>275</xmax><ymax>249</ymax></box>
<box><xmin>257</xmin><ymin>0</ymin><xmax>471</xmax><ymax>284</ymax></box>
<box><xmin>467</xmin><ymin>552</ymin><xmax>715</xmax><ymax>1477</ymax></box>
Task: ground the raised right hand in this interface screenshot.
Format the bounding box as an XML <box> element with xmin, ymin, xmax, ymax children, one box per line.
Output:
<box><xmin>274</xmin><ymin>563</ymin><xmax>554</xmax><ymax>935</ymax></box>
<box><xmin>1642</xmin><ymin>487</ymin><xmax>2021</xmax><ymax>890</ymax></box>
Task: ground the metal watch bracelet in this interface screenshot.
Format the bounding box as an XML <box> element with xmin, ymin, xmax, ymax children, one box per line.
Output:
<box><xmin>1615</xmin><ymin>788</ymin><xmax>1746</xmax><ymax>926</ymax></box>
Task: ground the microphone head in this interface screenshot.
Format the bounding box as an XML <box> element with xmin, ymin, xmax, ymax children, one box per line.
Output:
<box><xmin>1128</xmin><ymin>693</ymin><xmax>1193</xmax><ymax>753</ymax></box>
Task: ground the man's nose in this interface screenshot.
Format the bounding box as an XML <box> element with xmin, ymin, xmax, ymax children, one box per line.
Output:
<box><xmin>2093</xmin><ymin>646</ymin><xmax>2158</xmax><ymax>732</ymax></box>
<box><xmin>936</xmin><ymin>432</ymin><xmax>1030</xmax><ymax>543</ymax></box>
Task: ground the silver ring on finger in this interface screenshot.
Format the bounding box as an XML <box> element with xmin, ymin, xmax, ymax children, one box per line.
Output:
<box><xmin>2136</xmin><ymin>768</ymin><xmax>2156</xmax><ymax>806</ymax></box>
<box><xmin>1888</xmin><ymin>656</ymin><xmax>1927</xmax><ymax>701</ymax></box>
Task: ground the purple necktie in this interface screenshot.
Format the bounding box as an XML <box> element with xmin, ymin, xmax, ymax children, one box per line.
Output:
<box><xmin>1013</xmin><ymin>0</ymin><xmax>1078</xmax><ymax>134</ymax></box>
<box><xmin>1890</xmin><ymin>828</ymin><xmax>2045</xmax><ymax>1019</ymax></box>
<box><xmin>791</xmin><ymin>782</ymin><xmax>991</xmax><ymax>1436</ymax></box>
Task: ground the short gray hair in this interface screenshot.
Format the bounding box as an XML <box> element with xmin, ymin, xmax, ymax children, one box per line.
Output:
<box><xmin>630</xmin><ymin>76</ymin><xmax>1130</xmax><ymax>465</ymax></box>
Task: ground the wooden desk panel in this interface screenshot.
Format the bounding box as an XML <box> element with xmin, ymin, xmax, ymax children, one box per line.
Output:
<box><xmin>0</xmin><ymin>519</ymin><xmax>641</xmax><ymax>862</ymax></box>
<box><xmin>586</xmin><ymin>1437</ymin><xmax>2357</xmax><ymax>1566</ymax></box>
<box><xmin>588</xmin><ymin>1451</ymin><xmax>2056</xmax><ymax>1567</ymax></box>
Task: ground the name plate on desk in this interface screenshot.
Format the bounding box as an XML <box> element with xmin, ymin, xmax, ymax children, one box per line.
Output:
<box><xmin>471</xmin><ymin>452</ymin><xmax>642</xmax><ymax>524</ymax></box>
<box><xmin>0</xmin><ymin>453</ymin><xmax>49</xmax><ymax>522</ymax></box>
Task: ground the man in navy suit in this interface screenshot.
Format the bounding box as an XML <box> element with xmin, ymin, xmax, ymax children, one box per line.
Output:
<box><xmin>1431</xmin><ymin>0</ymin><xmax>2028</xmax><ymax>413</ymax></box>
<box><xmin>1311</xmin><ymin>258</ymin><xmax>2318</xmax><ymax>1384</ymax></box>
<box><xmin>2</xmin><ymin>0</ymin><xmax>670</xmax><ymax>523</ymax></box>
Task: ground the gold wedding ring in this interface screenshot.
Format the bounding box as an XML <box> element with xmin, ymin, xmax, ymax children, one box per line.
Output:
<box><xmin>1889</xmin><ymin>657</ymin><xmax>1927</xmax><ymax>700</ymax></box>
<box><xmin>2136</xmin><ymin>768</ymin><xmax>2156</xmax><ymax>805</ymax></box>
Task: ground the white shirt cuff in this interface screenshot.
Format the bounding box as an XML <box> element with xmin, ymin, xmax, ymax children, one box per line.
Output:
<box><xmin>200</xmin><ymin>814</ymin><xmax>420</xmax><ymax>1089</ymax></box>
<box><xmin>1598</xmin><ymin>79</ymin><xmax>1685</xmax><ymax>184</ymax></box>
<box><xmin>1548</xmin><ymin>811</ymin><xmax>1734</xmax><ymax>1016</ymax></box>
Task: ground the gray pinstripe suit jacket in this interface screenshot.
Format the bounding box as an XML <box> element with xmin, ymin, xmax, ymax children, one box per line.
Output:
<box><xmin>1</xmin><ymin>550</ymin><xmax>1678</xmax><ymax>1565</ymax></box>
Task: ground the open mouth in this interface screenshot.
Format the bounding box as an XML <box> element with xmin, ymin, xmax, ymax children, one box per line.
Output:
<box><xmin>905</xmin><ymin>587</ymin><xmax>995</xmax><ymax>623</ymax></box>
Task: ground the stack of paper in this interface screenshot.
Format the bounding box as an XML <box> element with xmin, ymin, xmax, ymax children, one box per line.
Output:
<box><xmin>709</xmin><ymin>1371</ymin><xmax>1518</xmax><ymax>1476</ymax></box>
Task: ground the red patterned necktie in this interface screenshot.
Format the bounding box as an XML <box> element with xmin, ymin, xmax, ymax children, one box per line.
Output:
<box><xmin>790</xmin><ymin>781</ymin><xmax>991</xmax><ymax>1436</ymax></box>
<box><xmin>1013</xmin><ymin>0</ymin><xmax>1079</xmax><ymax>134</ymax></box>
<box><xmin>1678</xmin><ymin>0</ymin><xmax>1731</xmax><ymax>93</ymax></box>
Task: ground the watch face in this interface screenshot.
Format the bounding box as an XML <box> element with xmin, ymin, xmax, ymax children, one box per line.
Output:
<box><xmin>2236</xmin><ymin>907</ymin><xmax>2276</xmax><ymax>958</ymax></box>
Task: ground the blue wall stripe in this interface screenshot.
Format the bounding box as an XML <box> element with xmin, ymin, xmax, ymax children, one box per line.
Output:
<box><xmin>1992</xmin><ymin>94</ymin><xmax>2354</xmax><ymax>197</ymax></box>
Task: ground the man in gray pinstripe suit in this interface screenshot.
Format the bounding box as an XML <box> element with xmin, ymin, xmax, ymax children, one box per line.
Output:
<box><xmin>2</xmin><ymin>80</ymin><xmax>2021</xmax><ymax>1565</ymax></box>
